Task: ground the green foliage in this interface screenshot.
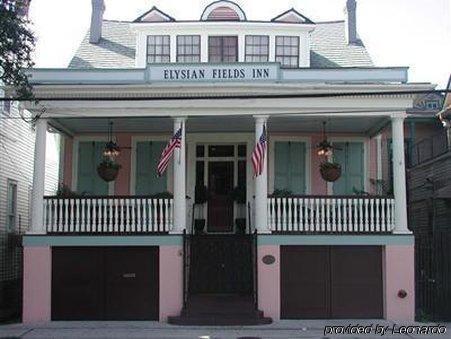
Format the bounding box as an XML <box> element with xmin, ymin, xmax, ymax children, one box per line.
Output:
<box><xmin>269</xmin><ymin>189</ymin><xmax>293</xmax><ymax>197</ymax></box>
<box><xmin>56</xmin><ymin>183</ymin><xmax>79</xmax><ymax>197</ymax></box>
<box><xmin>320</xmin><ymin>161</ymin><xmax>341</xmax><ymax>171</ymax></box>
<box><xmin>98</xmin><ymin>157</ymin><xmax>121</xmax><ymax>170</ymax></box>
<box><xmin>194</xmin><ymin>185</ymin><xmax>209</xmax><ymax>204</ymax></box>
<box><xmin>229</xmin><ymin>186</ymin><xmax>246</xmax><ymax>204</ymax></box>
<box><xmin>0</xmin><ymin>1</ymin><xmax>35</xmax><ymax>99</ymax></box>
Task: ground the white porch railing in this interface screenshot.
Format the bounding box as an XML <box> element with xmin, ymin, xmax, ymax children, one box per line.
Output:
<box><xmin>44</xmin><ymin>196</ymin><xmax>173</xmax><ymax>233</ymax></box>
<box><xmin>267</xmin><ymin>196</ymin><xmax>395</xmax><ymax>233</ymax></box>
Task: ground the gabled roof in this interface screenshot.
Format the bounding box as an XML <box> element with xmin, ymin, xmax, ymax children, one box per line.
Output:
<box><xmin>68</xmin><ymin>20</ymin><xmax>373</xmax><ymax>69</ymax></box>
<box><xmin>134</xmin><ymin>6</ymin><xmax>175</xmax><ymax>23</ymax></box>
<box><xmin>271</xmin><ymin>8</ymin><xmax>314</xmax><ymax>24</ymax></box>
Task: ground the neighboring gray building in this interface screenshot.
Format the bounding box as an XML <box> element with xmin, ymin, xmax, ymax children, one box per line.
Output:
<box><xmin>0</xmin><ymin>90</ymin><xmax>60</xmax><ymax>320</ymax></box>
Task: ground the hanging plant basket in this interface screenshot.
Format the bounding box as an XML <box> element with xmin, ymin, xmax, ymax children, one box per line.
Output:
<box><xmin>320</xmin><ymin>162</ymin><xmax>342</xmax><ymax>182</ymax></box>
<box><xmin>97</xmin><ymin>159</ymin><xmax>121</xmax><ymax>182</ymax></box>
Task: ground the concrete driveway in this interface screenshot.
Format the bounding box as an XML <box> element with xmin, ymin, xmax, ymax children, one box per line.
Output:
<box><xmin>0</xmin><ymin>320</ymin><xmax>449</xmax><ymax>339</ymax></box>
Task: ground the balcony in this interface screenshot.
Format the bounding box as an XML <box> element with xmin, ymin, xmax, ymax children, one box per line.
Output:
<box><xmin>267</xmin><ymin>195</ymin><xmax>395</xmax><ymax>234</ymax></box>
<box><xmin>44</xmin><ymin>196</ymin><xmax>173</xmax><ymax>234</ymax></box>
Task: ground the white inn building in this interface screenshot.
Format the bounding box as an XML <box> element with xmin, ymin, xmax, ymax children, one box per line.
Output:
<box><xmin>21</xmin><ymin>0</ymin><xmax>433</xmax><ymax>324</ymax></box>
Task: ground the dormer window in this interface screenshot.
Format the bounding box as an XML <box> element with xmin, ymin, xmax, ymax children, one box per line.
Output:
<box><xmin>177</xmin><ymin>35</ymin><xmax>201</xmax><ymax>63</ymax></box>
<box><xmin>201</xmin><ymin>1</ymin><xmax>246</xmax><ymax>21</ymax></box>
<box><xmin>245</xmin><ymin>36</ymin><xmax>269</xmax><ymax>62</ymax></box>
<box><xmin>275</xmin><ymin>36</ymin><xmax>299</xmax><ymax>68</ymax></box>
<box><xmin>209</xmin><ymin>36</ymin><xmax>238</xmax><ymax>63</ymax></box>
<box><xmin>147</xmin><ymin>35</ymin><xmax>170</xmax><ymax>63</ymax></box>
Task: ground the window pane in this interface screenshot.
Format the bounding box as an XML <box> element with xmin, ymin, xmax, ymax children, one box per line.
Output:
<box><xmin>238</xmin><ymin>144</ymin><xmax>246</xmax><ymax>157</ymax></box>
<box><xmin>275</xmin><ymin>36</ymin><xmax>299</xmax><ymax>68</ymax></box>
<box><xmin>177</xmin><ymin>35</ymin><xmax>201</xmax><ymax>62</ymax></box>
<box><xmin>208</xmin><ymin>145</ymin><xmax>234</xmax><ymax>157</ymax></box>
<box><xmin>147</xmin><ymin>35</ymin><xmax>170</xmax><ymax>64</ymax></box>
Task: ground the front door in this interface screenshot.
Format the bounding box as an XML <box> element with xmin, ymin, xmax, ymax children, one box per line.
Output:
<box><xmin>208</xmin><ymin>161</ymin><xmax>234</xmax><ymax>232</ymax></box>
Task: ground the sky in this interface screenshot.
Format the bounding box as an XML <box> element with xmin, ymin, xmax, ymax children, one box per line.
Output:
<box><xmin>28</xmin><ymin>0</ymin><xmax>451</xmax><ymax>87</ymax></box>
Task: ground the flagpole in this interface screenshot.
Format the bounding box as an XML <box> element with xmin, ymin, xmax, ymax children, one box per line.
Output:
<box><xmin>178</xmin><ymin>123</ymin><xmax>182</xmax><ymax>165</ymax></box>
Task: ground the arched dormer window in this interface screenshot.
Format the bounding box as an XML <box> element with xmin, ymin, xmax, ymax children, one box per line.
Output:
<box><xmin>201</xmin><ymin>1</ymin><xmax>246</xmax><ymax>21</ymax></box>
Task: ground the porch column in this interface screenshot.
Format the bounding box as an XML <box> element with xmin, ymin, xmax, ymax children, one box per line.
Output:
<box><xmin>30</xmin><ymin>118</ymin><xmax>47</xmax><ymax>234</ymax></box>
<box><xmin>391</xmin><ymin>115</ymin><xmax>409</xmax><ymax>233</ymax></box>
<box><xmin>254</xmin><ymin>115</ymin><xmax>269</xmax><ymax>233</ymax></box>
<box><xmin>172</xmin><ymin>117</ymin><xmax>186</xmax><ymax>233</ymax></box>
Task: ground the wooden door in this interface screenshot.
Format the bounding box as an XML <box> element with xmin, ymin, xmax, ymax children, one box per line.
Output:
<box><xmin>207</xmin><ymin>161</ymin><xmax>234</xmax><ymax>232</ymax></box>
<box><xmin>280</xmin><ymin>246</ymin><xmax>383</xmax><ymax>319</ymax></box>
<box><xmin>52</xmin><ymin>247</ymin><xmax>159</xmax><ymax>320</ymax></box>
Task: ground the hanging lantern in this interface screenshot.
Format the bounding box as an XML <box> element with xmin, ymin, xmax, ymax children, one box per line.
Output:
<box><xmin>103</xmin><ymin>121</ymin><xmax>121</xmax><ymax>158</ymax></box>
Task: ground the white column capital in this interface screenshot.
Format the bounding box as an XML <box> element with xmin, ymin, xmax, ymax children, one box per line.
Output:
<box><xmin>173</xmin><ymin>116</ymin><xmax>187</xmax><ymax>124</ymax></box>
<box><xmin>253</xmin><ymin>115</ymin><xmax>269</xmax><ymax>123</ymax></box>
<box><xmin>390</xmin><ymin>112</ymin><xmax>407</xmax><ymax>120</ymax></box>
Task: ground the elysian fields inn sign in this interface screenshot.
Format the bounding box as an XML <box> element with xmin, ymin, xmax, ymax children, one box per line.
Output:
<box><xmin>148</xmin><ymin>63</ymin><xmax>279</xmax><ymax>82</ymax></box>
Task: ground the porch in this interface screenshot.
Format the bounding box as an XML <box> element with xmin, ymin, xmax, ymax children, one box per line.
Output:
<box><xmin>43</xmin><ymin>195</ymin><xmax>395</xmax><ymax>234</ymax></box>
<box><xmin>34</xmin><ymin>112</ymin><xmax>406</xmax><ymax>236</ymax></box>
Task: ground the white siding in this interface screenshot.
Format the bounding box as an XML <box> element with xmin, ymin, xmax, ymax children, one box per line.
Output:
<box><xmin>0</xmin><ymin>95</ymin><xmax>60</xmax><ymax>281</ymax></box>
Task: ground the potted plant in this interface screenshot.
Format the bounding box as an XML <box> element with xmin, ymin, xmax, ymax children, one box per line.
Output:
<box><xmin>320</xmin><ymin>161</ymin><xmax>342</xmax><ymax>182</ymax></box>
<box><xmin>230</xmin><ymin>186</ymin><xmax>246</xmax><ymax>234</ymax></box>
<box><xmin>194</xmin><ymin>185</ymin><xmax>208</xmax><ymax>234</ymax></box>
<box><xmin>97</xmin><ymin>157</ymin><xmax>121</xmax><ymax>182</ymax></box>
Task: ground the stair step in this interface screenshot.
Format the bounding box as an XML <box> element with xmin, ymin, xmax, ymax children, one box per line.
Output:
<box><xmin>168</xmin><ymin>315</ymin><xmax>272</xmax><ymax>326</ymax></box>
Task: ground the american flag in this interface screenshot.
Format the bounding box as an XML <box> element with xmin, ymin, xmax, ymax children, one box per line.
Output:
<box><xmin>157</xmin><ymin>127</ymin><xmax>182</xmax><ymax>177</ymax></box>
<box><xmin>252</xmin><ymin>125</ymin><xmax>267</xmax><ymax>176</ymax></box>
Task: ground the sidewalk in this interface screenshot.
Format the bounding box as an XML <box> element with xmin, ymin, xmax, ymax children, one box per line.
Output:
<box><xmin>0</xmin><ymin>320</ymin><xmax>449</xmax><ymax>338</ymax></box>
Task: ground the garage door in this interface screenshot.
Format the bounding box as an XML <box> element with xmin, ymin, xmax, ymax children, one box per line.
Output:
<box><xmin>281</xmin><ymin>246</ymin><xmax>382</xmax><ymax>319</ymax></box>
<box><xmin>52</xmin><ymin>247</ymin><xmax>159</xmax><ymax>320</ymax></box>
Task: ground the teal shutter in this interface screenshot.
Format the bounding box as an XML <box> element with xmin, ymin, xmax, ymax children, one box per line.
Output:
<box><xmin>274</xmin><ymin>141</ymin><xmax>306</xmax><ymax>194</ymax></box>
<box><xmin>333</xmin><ymin>142</ymin><xmax>364</xmax><ymax>195</ymax></box>
<box><xmin>135</xmin><ymin>141</ymin><xmax>167</xmax><ymax>195</ymax></box>
<box><xmin>77</xmin><ymin>141</ymin><xmax>108</xmax><ymax>195</ymax></box>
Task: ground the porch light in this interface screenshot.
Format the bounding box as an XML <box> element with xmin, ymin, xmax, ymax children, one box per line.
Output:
<box><xmin>103</xmin><ymin>121</ymin><xmax>121</xmax><ymax>158</ymax></box>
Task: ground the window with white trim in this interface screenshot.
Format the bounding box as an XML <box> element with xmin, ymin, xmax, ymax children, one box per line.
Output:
<box><xmin>147</xmin><ymin>35</ymin><xmax>170</xmax><ymax>63</ymax></box>
<box><xmin>275</xmin><ymin>36</ymin><xmax>299</xmax><ymax>68</ymax></box>
<box><xmin>177</xmin><ymin>35</ymin><xmax>201</xmax><ymax>62</ymax></box>
<box><xmin>2</xmin><ymin>100</ymin><xmax>11</xmax><ymax>116</ymax></box>
<box><xmin>245</xmin><ymin>35</ymin><xmax>269</xmax><ymax>62</ymax></box>
<box><xmin>6</xmin><ymin>179</ymin><xmax>18</xmax><ymax>232</ymax></box>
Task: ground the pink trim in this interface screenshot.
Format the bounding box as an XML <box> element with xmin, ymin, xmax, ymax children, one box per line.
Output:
<box><xmin>384</xmin><ymin>245</ymin><xmax>415</xmax><ymax>321</ymax></box>
<box><xmin>257</xmin><ymin>245</ymin><xmax>280</xmax><ymax>320</ymax></box>
<box><xmin>159</xmin><ymin>246</ymin><xmax>183</xmax><ymax>322</ymax></box>
<box><xmin>114</xmin><ymin>134</ymin><xmax>131</xmax><ymax>195</ymax></box>
<box><xmin>22</xmin><ymin>247</ymin><xmax>51</xmax><ymax>323</ymax></box>
<box><xmin>310</xmin><ymin>134</ymin><xmax>328</xmax><ymax>194</ymax></box>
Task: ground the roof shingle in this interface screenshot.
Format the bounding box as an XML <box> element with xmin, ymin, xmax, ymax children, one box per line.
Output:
<box><xmin>68</xmin><ymin>20</ymin><xmax>373</xmax><ymax>69</ymax></box>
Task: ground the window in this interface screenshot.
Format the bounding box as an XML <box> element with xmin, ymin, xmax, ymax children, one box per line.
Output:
<box><xmin>77</xmin><ymin>141</ymin><xmax>109</xmax><ymax>195</ymax></box>
<box><xmin>7</xmin><ymin>179</ymin><xmax>18</xmax><ymax>232</ymax></box>
<box><xmin>208</xmin><ymin>36</ymin><xmax>238</xmax><ymax>62</ymax></box>
<box><xmin>245</xmin><ymin>35</ymin><xmax>269</xmax><ymax>62</ymax></box>
<box><xmin>147</xmin><ymin>35</ymin><xmax>170</xmax><ymax>63</ymax></box>
<box><xmin>135</xmin><ymin>141</ymin><xmax>167</xmax><ymax>195</ymax></box>
<box><xmin>275</xmin><ymin>36</ymin><xmax>299</xmax><ymax>68</ymax></box>
<box><xmin>177</xmin><ymin>35</ymin><xmax>201</xmax><ymax>63</ymax></box>
<box><xmin>332</xmin><ymin>142</ymin><xmax>364</xmax><ymax>195</ymax></box>
<box><xmin>425</xmin><ymin>100</ymin><xmax>439</xmax><ymax>110</ymax></box>
<box><xmin>274</xmin><ymin>142</ymin><xmax>306</xmax><ymax>194</ymax></box>
<box><xmin>2</xmin><ymin>100</ymin><xmax>11</xmax><ymax>116</ymax></box>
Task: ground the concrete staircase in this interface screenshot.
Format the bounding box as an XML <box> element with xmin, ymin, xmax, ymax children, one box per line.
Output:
<box><xmin>168</xmin><ymin>294</ymin><xmax>272</xmax><ymax>326</ymax></box>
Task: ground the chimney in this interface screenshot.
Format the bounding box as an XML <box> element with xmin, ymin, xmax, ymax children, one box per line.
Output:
<box><xmin>89</xmin><ymin>0</ymin><xmax>105</xmax><ymax>44</ymax></box>
<box><xmin>344</xmin><ymin>0</ymin><xmax>360</xmax><ymax>45</ymax></box>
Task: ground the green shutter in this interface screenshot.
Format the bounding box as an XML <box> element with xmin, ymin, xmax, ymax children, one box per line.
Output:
<box><xmin>274</xmin><ymin>141</ymin><xmax>306</xmax><ymax>194</ymax></box>
<box><xmin>135</xmin><ymin>141</ymin><xmax>167</xmax><ymax>195</ymax></box>
<box><xmin>333</xmin><ymin>142</ymin><xmax>364</xmax><ymax>195</ymax></box>
<box><xmin>77</xmin><ymin>141</ymin><xmax>108</xmax><ymax>195</ymax></box>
